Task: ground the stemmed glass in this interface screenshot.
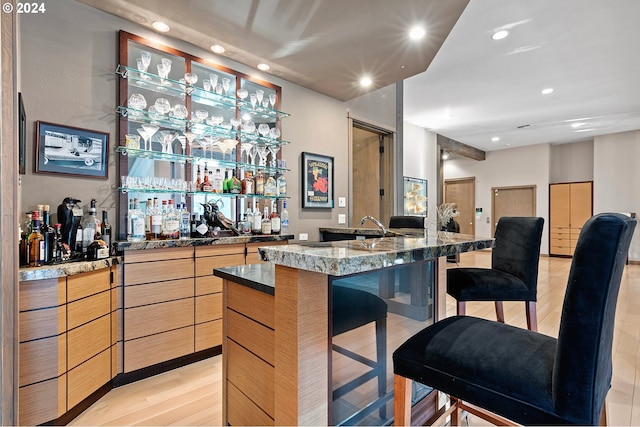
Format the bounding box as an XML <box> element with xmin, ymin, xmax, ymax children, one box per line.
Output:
<box><xmin>140</xmin><ymin>51</ymin><xmax>151</xmax><ymax>73</ymax></box>
<box><xmin>176</xmin><ymin>135</ymin><xmax>187</xmax><ymax>155</ymax></box>
<box><xmin>255</xmin><ymin>144</ymin><xmax>269</xmax><ymax>166</ymax></box>
<box><xmin>154</xmin><ymin>98</ymin><xmax>171</xmax><ymax>115</ymax></box>
<box><xmin>209</xmin><ymin>74</ymin><xmax>218</xmax><ymax>90</ymax></box>
<box><xmin>160</xmin><ymin>58</ymin><xmax>172</xmax><ymax>86</ymax></box>
<box><xmin>237</xmin><ymin>89</ymin><xmax>248</xmax><ymax>102</ymax></box>
<box><xmin>269</xmin><ymin>93</ymin><xmax>277</xmax><ymax>108</ymax></box>
<box><xmin>135</xmin><ymin>59</ymin><xmax>148</xmax><ymax>85</ymax></box>
<box><xmin>255</xmin><ymin>90</ymin><xmax>264</xmax><ymax>106</ymax></box>
<box><xmin>194</xmin><ymin>109</ymin><xmax>209</xmax><ymax>123</ymax></box>
<box><xmin>269</xmin><ymin>127</ymin><xmax>281</xmax><ymax>140</ymax></box>
<box><xmin>221</xmin><ymin>78</ymin><xmax>231</xmax><ymax>95</ymax></box>
<box><xmin>218</xmin><ymin>138</ymin><xmax>237</xmax><ymax>162</ymax></box>
<box><xmin>140</xmin><ymin>124</ymin><xmax>159</xmax><ymax>151</ymax></box>
<box><xmin>258</xmin><ymin>123</ymin><xmax>270</xmax><ymax>138</ymax></box>
<box><xmin>243</xmin><ymin>121</ymin><xmax>256</xmax><ymax>134</ymax></box>
<box><xmin>184</xmin><ymin>73</ymin><xmax>198</xmax><ymax>94</ymax></box>
<box><xmin>201</xmin><ymin>135</ymin><xmax>219</xmax><ymax>159</ymax></box>
<box><xmin>159</xmin><ymin>130</ymin><xmax>178</xmax><ymax>154</ymax></box>
<box><xmin>207</xmin><ymin>114</ymin><xmax>224</xmax><ymax>127</ymax></box>
<box><xmin>230</xmin><ymin>117</ymin><xmax>241</xmax><ymax>131</ymax></box>
<box><xmin>250</xmin><ymin>94</ymin><xmax>257</xmax><ymax>109</ymax></box>
<box><xmin>268</xmin><ymin>145</ymin><xmax>281</xmax><ymax>167</ymax></box>
<box><xmin>240</xmin><ymin>141</ymin><xmax>256</xmax><ymax>164</ymax></box>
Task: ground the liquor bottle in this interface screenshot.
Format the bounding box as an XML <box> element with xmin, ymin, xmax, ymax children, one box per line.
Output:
<box><xmin>28</xmin><ymin>212</ymin><xmax>44</xmax><ymax>267</ymax></box>
<box><xmin>255</xmin><ymin>169</ymin><xmax>265</xmax><ymax>195</ymax></box>
<box><xmin>196</xmin><ymin>164</ymin><xmax>202</xmax><ymax>188</ymax></box>
<box><xmin>53</xmin><ymin>223</ymin><xmax>65</xmax><ymax>262</ymax></box>
<box><xmin>277</xmin><ymin>173</ymin><xmax>287</xmax><ymax>196</ymax></box>
<box><xmin>102</xmin><ymin>210</ymin><xmax>112</xmax><ymax>250</ymax></box>
<box><xmin>200</xmin><ymin>170</ymin><xmax>212</xmax><ymax>192</ymax></box>
<box><xmin>270</xmin><ymin>201</ymin><xmax>281</xmax><ymax>235</ymax></box>
<box><xmin>223</xmin><ymin>169</ymin><xmax>231</xmax><ymax>193</ymax></box>
<box><xmin>265</xmin><ymin>174</ymin><xmax>277</xmax><ymax>197</ymax></box>
<box><xmin>179</xmin><ymin>203</ymin><xmax>191</xmax><ymax>240</ymax></box>
<box><xmin>75</xmin><ymin>220</ymin><xmax>84</xmax><ymax>254</ymax></box>
<box><xmin>162</xmin><ymin>199</ymin><xmax>180</xmax><ymax>239</ymax></box>
<box><xmin>261</xmin><ymin>205</ymin><xmax>272</xmax><ymax>235</ymax></box>
<box><xmin>213</xmin><ymin>168</ymin><xmax>224</xmax><ymax>194</ymax></box>
<box><xmin>190</xmin><ymin>214</ymin><xmax>199</xmax><ymax>238</ymax></box>
<box><xmin>41</xmin><ymin>205</ymin><xmax>55</xmax><ymax>264</ymax></box>
<box><xmin>241</xmin><ymin>171</ymin><xmax>254</xmax><ymax>194</ymax></box>
<box><xmin>280</xmin><ymin>200</ymin><xmax>289</xmax><ymax>234</ymax></box>
<box><xmin>127</xmin><ymin>198</ymin><xmax>146</xmax><ymax>242</ymax></box>
<box><xmin>19</xmin><ymin>212</ymin><xmax>33</xmax><ymax>266</ymax></box>
<box><xmin>150</xmin><ymin>197</ymin><xmax>162</xmax><ymax>239</ymax></box>
<box><xmin>144</xmin><ymin>198</ymin><xmax>153</xmax><ymax>236</ymax></box>
<box><xmin>229</xmin><ymin>172</ymin><xmax>242</xmax><ymax>194</ymax></box>
<box><xmin>82</xmin><ymin>199</ymin><xmax>100</xmax><ymax>253</ymax></box>
<box><xmin>195</xmin><ymin>215</ymin><xmax>209</xmax><ymax>237</ymax></box>
<box><xmin>245</xmin><ymin>202</ymin><xmax>254</xmax><ymax>233</ymax></box>
<box><xmin>251</xmin><ymin>201</ymin><xmax>262</xmax><ymax>234</ymax></box>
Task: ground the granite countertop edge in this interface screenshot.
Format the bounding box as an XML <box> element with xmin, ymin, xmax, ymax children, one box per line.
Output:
<box><xmin>214</xmin><ymin>263</ymin><xmax>275</xmax><ymax>295</ymax></box>
<box><xmin>115</xmin><ymin>234</ymin><xmax>294</xmax><ymax>251</ymax></box>
<box><xmin>19</xmin><ymin>257</ymin><xmax>122</xmax><ymax>282</ymax></box>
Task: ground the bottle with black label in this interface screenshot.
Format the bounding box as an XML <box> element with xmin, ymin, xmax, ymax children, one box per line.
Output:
<box><xmin>41</xmin><ymin>205</ymin><xmax>55</xmax><ymax>264</ymax></box>
<box><xmin>102</xmin><ymin>210</ymin><xmax>112</xmax><ymax>252</ymax></box>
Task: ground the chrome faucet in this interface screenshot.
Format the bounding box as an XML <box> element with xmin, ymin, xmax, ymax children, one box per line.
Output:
<box><xmin>360</xmin><ymin>215</ymin><xmax>388</xmax><ymax>236</ymax></box>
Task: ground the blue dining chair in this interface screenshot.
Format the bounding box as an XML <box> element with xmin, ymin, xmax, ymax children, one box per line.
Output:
<box><xmin>393</xmin><ymin>213</ymin><xmax>636</xmax><ymax>426</ymax></box>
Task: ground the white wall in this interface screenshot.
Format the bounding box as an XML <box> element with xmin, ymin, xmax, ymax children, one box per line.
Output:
<box><xmin>402</xmin><ymin>122</ymin><xmax>438</xmax><ymax>224</ymax></box>
<box><xmin>549</xmin><ymin>140</ymin><xmax>594</xmax><ymax>183</ymax></box>
<box><xmin>444</xmin><ymin>144</ymin><xmax>551</xmax><ymax>253</ymax></box>
<box><xmin>594</xmin><ymin>130</ymin><xmax>640</xmax><ymax>260</ymax></box>
<box><xmin>18</xmin><ymin>0</ymin><xmax>397</xmax><ymax>243</ymax></box>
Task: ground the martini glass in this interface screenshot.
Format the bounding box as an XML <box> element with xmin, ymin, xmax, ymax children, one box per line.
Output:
<box><xmin>255</xmin><ymin>144</ymin><xmax>269</xmax><ymax>167</ymax></box>
<box><xmin>240</xmin><ymin>141</ymin><xmax>256</xmax><ymax>164</ymax></box>
<box><xmin>268</xmin><ymin>145</ymin><xmax>281</xmax><ymax>168</ymax></box>
<box><xmin>176</xmin><ymin>135</ymin><xmax>187</xmax><ymax>155</ymax></box>
<box><xmin>140</xmin><ymin>124</ymin><xmax>159</xmax><ymax>151</ymax></box>
<box><xmin>218</xmin><ymin>138</ymin><xmax>237</xmax><ymax>162</ymax></box>
<box><xmin>159</xmin><ymin>130</ymin><xmax>178</xmax><ymax>154</ymax></box>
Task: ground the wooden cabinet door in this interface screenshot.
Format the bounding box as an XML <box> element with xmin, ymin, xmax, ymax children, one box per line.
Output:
<box><xmin>570</xmin><ymin>182</ymin><xmax>592</xmax><ymax>229</ymax></box>
<box><xmin>550</xmin><ymin>183</ymin><xmax>570</xmax><ymax>228</ymax></box>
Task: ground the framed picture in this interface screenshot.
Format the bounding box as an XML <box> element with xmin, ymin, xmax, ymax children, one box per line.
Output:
<box><xmin>35</xmin><ymin>121</ymin><xmax>109</xmax><ymax>179</ymax></box>
<box><xmin>403</xmin><ymin>176</ymin><xmax>427</xmax><ymax>216</ymax></box>
<box><xmin>301</xmin><ymin>152</ymin><xmax>334</xmax><ymax>208</ymax></box>
<box><xmin>18</xmin><ymin>92</ymin><xmax>26</xmax><ymax>175</ymax></box>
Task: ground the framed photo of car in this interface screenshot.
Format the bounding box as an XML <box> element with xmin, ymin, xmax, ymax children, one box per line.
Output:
<box><xmin>35</xmin><ymin>121</ymin><xmax>109</xmax><ymax>179</ymax></box>
<box><xmin>301</xmin><ymin>151</ymin><xmax>334</xmax><ymax>208</ymax></box>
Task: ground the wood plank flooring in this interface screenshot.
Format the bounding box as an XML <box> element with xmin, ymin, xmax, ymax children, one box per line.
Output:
<box><xmin>69</xmin><ymin>252</ymin><xmax>640</xmax><ymax>426</ymax></box>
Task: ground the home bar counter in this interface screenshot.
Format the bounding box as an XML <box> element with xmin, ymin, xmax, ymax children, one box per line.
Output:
<box><xmin>214</xmin><ymin>229</ymin><xmax>494</xmax><ymax>425</ymax></box>
<box><xmin>17</xmin><ymin>234</ymin><xmax>291</xmax><ymax>426</ymax></box>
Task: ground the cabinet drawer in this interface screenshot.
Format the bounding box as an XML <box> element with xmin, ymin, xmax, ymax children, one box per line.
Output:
<box><xmin>550</xmin><ymin>245</ymin><xmax>573</xmax><ymax>256</ymax></box>
<box><xmin>124</xmin><ymin>278</ymin><xmax>194</xmax><ymax>308</ymax></box>
<box><xmin>67</xmin><ymin>348</ymin><xmax>111</xmax><ymax>409</ymax></box>
<box><xmin>196</xmin><ymin>243</ymin><xmax>245</xmax><ymax>257</ymax></box>
<box><xmin>124</xmin><ymin>246</ymin><xmax>193</xmax><ymax>263</ymax></box>
<box><xmin>227</xmin><ymin>381</ymin><xmax>274</xmax><ymax>426</ymax></box>
<box><xmin>195</xmin><ymin>319</ymin><xmax>222</xmax><ymax>351</ymax></box>
<box><xmin>67</xmin><ymin>268</ymin><xmax>111</xmax><ymax>302</ymax></box>
<box><xmin>227</xmin><ymin>340</ymin><xmax>275</xmax><ymax>417</ymax></box>
<box><xmin>227</xmin><ymin>309</ymin><xmax>275</xmax><ymax>366</ymax></box>
<box><xmin>19</xmin><ymin>306</ymin><xmax>65</xmax><ymax>342</ymax></box>
<box><xmin>550</xmin><ymin>237</ymin><xmax>572</xmax><ymax>248</ymax></box>
<box><xmin>19</xmin><ymin>278</ymin><xmax>65</xmax><ymax>311</ymax></box>
<box><xmin>124</xmin><ymin>257</ymin><xmax>194</xmax><ymax>285</ymax></box>
<box><xmin>195</xmin><ymin>253</ymin><xmax>245</xmax><ymax>277</ymax></box>
<box><xmin>125</xmin><ymin>298</ymin><xmax>194</xmax><ymax>340</ymax></box>
<box><xmin>19</xmin><ymin>335</ymin><xmax>65</xmax><ymax>387</ymax></box>
<box><xmin>124</xmin><ymin>326</ymin><xmax>194</xmax><ymax>372</ymax></box>
<box><xmin>196</xmin><ymin>293</ymin><xmax>222</xmax><ymax>324</ymax></box>
<box><xmin>226</xmin><ymin>281</ymin><xmax>275</xmax><ymax>329</ymax></box>
<box><xmin>68</xmin><ymin>291</ymin><xmax>111</xmax><ymax>330</ymax></box>
<box><xmin>68</xmin><ymin>315</ymin><xmax>111</xmax><ymax>370</ymax></box>
<box><xmin>196</xmin><ymin>275</ymin><xmax>222</xmax><ymax>296</ymax></box>
<box><xmin>18</xmin><ymin>375</ymin><xmax>66</xmax><ymax>426</ymax></box>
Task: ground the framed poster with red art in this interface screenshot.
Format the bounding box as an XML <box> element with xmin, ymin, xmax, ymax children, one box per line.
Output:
<box><xmin>301</xmin><ymin>152</ymin><xmax>334</xmax><ymax>208</ymax></box>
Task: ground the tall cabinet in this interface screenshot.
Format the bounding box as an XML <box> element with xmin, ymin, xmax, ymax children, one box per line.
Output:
<box><xmin>549</xmin><ymin>181</ymin><xmax>593</xmax><ymax>256</ymax></box>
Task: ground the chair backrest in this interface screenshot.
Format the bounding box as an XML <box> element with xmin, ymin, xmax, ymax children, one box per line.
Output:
<box><xmin>492</xmin><ymin>216</ymin><xmax>545</xmax><ymax>291</ymax></box>
<box><xmin>553</xmin><ymin>213</ymin><xmax>636</xmax><ymax>424</ymax></box>
<box><xmin>389</xmin><ymin>215</ymin><xmax>425</xmax><ymax>229</ymax></box>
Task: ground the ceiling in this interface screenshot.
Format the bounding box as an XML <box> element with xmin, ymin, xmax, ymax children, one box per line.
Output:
<box><xmin>77</xmin><ymin>0</ymin><xmax>640</xmax><ymax>153</ymax></box>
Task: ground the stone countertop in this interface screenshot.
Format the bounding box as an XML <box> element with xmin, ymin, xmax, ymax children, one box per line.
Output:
<box><xmin>318</xmin><ymin>226</ymin><xmax>427</xmax><ymax>237</ymax></box>
<box><xmin>114</xmin><ymin>234</ymin><xmax>294</xmax><ymax>251</ymax></box>
<box><xmin>214</xmin><ymin>263</ymin><xmax>275</xmax><ymax>296</ymax></box>
<box><xmin>259</xmin><ymin>230</ymin><xmax>494</xmax><ymax>276</ymax></box>
<box><xmin>19</xmin><ymin>257</ymin><xmax>122</xmax><ymax>282</ymax></box>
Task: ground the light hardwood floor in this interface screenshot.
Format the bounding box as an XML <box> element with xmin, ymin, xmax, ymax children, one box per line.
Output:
<box><xmin>70</xmin><ymin>252</ymin><xmax>640</xmax><ymax>426</ymax></box>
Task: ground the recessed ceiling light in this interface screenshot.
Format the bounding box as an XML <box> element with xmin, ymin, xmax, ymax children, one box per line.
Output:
<box><xmin>151</xmin><ymin>21</ymin><xmax>170</xmax><ymax>32</ymax></box>
<box><xmin>492</xmin><ymin>30</ymin><xmax>509</xmax><ymax>40</ymax></box>
<box><xmin>210</xmin><ymin>44</ymin><xmax>225</xmax><ymax>54</ymax></box>
<box><xmin>541</xmin><ymin>88</ymin><xmax>554</xmax><ymax>95</ymax></box>
<box><xmin>442</xmin><ymin>152</ymin><xmax>449</xmax><ymax>160</ymax></box>
<box><xmin>257</xmin><ymin>63</ymin><xmax>270</xmax><ymax>71</ymax></box>
<box><xmin>360</xmin><ymin>76</ymin><xmax>372</xmax><ymax>87</ymax></box>
<box><xmin>491</xmin><ymin>136</ymin><xmax>500</xmax><ymax>142</ymax></box>
<box><xmin>409</xmin><ymin>26</ymin><xmax>426</xmax><ymax>40</ymax></box>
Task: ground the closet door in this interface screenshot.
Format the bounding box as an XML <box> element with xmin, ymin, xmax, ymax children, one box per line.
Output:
<box><xmin>550</xmin><ymin>184</ymin><xmax>571</xmax><ymax>255</ymax></box>
<box><xmin>569</xmin><ymin>182</ymin><xmax>593</xmax><ymax>248</ymax></box>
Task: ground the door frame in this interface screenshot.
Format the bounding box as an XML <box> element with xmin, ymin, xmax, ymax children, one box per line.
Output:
<box><xmin>444</xmin><ymin>177</ymin><xmax>476</xmax><ymax>236</ymax></box>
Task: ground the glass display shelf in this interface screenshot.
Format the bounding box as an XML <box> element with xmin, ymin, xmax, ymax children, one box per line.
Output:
<box><xmin>116</xmin><ymin>146</ymin><xmax>290</xmax><ymax>174</ymax></box>
<box><xmin>119</xmin><ymin>186</ymin><xmax>288</xmax><ymax>200</ymax></box>
<box><xmin>117</xmin><ymin>64</ymin><xmax>290</xmax><ymax>120</ymax></box>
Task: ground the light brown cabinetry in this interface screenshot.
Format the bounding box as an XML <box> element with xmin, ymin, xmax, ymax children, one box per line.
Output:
<box><xmin>18</xmin><ymin>268</ymin><xmax>115</xmax><ymax>426</ymax></box>
<box><xmin>549</xmin><ymin>182</ymin><xmax>593</xmax><ymax>256</ymax></box>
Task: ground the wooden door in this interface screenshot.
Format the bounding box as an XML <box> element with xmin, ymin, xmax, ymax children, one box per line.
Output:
<box><xmin>352</xmin><ymin>127</ymin><xmax>380</xmax><ymax>227</ymax></box>
<box><xmin>550</xmin><ymin>184</ymin><xmax>570</xmax><ymax>228</ymax></box>
<box><xmin>445</xmin><ymin>177</ymin><xmax>475</xmax><ymax>235</ymax></box>
<box><xmin>491</xmin><ymin>186</ymin><xmax>536</xmax><ymax>236</ymax></box>
<box><xmin>569</xmin><ymin>182</ymin><xmax>593</xmax><ymax>229</ymax></box>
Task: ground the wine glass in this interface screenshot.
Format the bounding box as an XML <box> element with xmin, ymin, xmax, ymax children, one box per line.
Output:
<box><xmin>269</xmin><ymin>93</ymin><xmax>276</xmax><ymax>108</ymax></box>
<box><xmin>221</xmin><ymin>78</ymin><xmax>231</xmax><ymax>95</ymax></box>
<box><xmin>159</xmin><ymin>130</ymin><xmax>178</xmax><ymax>154</ymax></box>
<box><xmin>250</xmin><ymin>93</ymin><xmax>257</xmax><ymax>109</ymax></box>
<box><xmin>255</xmin><ymin>89</ymin><xmax>264</xmax><ymax>106</ymax></box>
<box><xmin>243</xmin><ymin>121</ymin><xmax>256</xmax><ymax>134</ymax></box>
<box><xmin>140</xmin><ymin>51</ymin><xmax>151</xmax><ymax>72</ymax></box>
<box><xmin>135</xmin><ymin>59</ymin><xmax>148</xmax><ymax>84</ymax></box>
<box><xmin>184</xmin><ymin>73</ymin><xmax>198</xmax><ymax>94</ymax></box>
<box><xmin>128</xmin><ymin>93</ymin><xmax>147</xmax><ymax>110</ymax></box>
<box><xmin>203</xmin><ymin>80</ymin><xmax>211</xmax><ymax>92</ymax></box>
<box><xmin>209</xmin><ymin>74</ymin><xmax>218</xmax><ymax>89</ymax></box>
<box><xmin>141</xmin><ymin>124</ymin><xmax>159</xmax><ymax>151</ymax></box>
<box><xmin>269</xmin><ymin>127</ymin><xmax>281</xmax><ymax>140</ymax></box>
<box><xmin>173</xmin><ymin>104</ymin><xmax>188</xmax><ymax>120</ymax></box>
<box><xmin>156</xmin><ymin>63</ymin><xmax>168</xmax><ymax>87</ymax></box>
<box><xmin>258</xmin><ymin>123</ymin><xmax>270</xmax><ymax>137</ymax></box>
<box><xmin>154</xmin><ymin>98</ymin><xmax>171</xmax><ymax>115</ymax></box>
<box><xmin>161</xmin><ymin>58</ymin><xmax>172</xmax><ymax>85</ymax></box>
<box><xmin>194</xmin><ymin>109</ymin><xmax>209</xmax><ymax>123</ymax></box>
<box><xmin>208</xmin><ymin>114</ymin><xmax>224</xmax><ymax>127</ymax></box>
<box><xmin>230</xmin><ymin>117</ymin><xmax>241</xmax><ymax>130</ymax></box>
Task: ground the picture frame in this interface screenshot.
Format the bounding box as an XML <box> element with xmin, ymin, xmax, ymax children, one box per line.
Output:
<box><xmin>35</xmin><ymin>121</ymin><xmax>109</xmax><ymax>179</ymax></box>
<box><xmin>301</xmin><ymin>151</ymin><xmax>334</xmax><ymax>208</ymax></box>
<box><xmin>18</xmin><ymin>92</ymin><xmax>26</xmax><ymax>174</ymax></box>
<box><xmin>403</xmin><ymin>176</ymin><xmax>428</xmax><ymax>216</ymax></box>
